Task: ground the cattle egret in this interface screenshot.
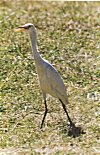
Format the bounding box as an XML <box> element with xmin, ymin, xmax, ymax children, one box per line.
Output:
<box><xmin>15</xmin><ymin>23</ymin><xmax>75</xmax><ymax>129</ymax></box>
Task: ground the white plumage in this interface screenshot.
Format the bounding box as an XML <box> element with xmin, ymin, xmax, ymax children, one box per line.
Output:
<box><xmin>16</xmin><ymin>23</ymin><xmax>75</xmax><ymax>129</ymax></box>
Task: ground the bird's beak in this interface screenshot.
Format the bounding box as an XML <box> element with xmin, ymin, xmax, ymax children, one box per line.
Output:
<box><xmin>15</xmin><ymin>27</ymin><xmax>26</xmax><ymax>32</ymax></box>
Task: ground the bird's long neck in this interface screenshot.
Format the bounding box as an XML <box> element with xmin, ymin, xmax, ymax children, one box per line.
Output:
<box><xmin>29</xmin><ymin>28</ymin><xmax>42</xmax><ymax>63</ymax></box>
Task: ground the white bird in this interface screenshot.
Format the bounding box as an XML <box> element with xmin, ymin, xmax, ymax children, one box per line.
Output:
<box><xmin>15</xmin><ymin>23</ymin><xmax>75</xmax><ymax>129</ymax></box>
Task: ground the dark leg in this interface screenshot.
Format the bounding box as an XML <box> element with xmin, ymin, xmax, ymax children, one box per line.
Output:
<box><xmin>59</xmin><ymin>99</ymin><xmax>84</xmax><ymax>137</ymax></box>
<box><xmin>40</xmin><ymin>100</ymin><xmax>48</xmax><ymax>129</ymax></box>
<box><xmin>59</xmin><ymin>99</ymin><xmax>75</xmax><ymax>127</ymax></box>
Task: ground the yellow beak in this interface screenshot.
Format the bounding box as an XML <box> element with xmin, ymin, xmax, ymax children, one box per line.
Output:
<box><xmin>15</xmin><ymin>27</ymin><xmax>25</xmax><ymax>32</ymax></box>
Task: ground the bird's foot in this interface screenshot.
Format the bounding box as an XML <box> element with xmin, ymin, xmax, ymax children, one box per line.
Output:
<box><xmin>67</xmin><ymin>121</ymin><xmax>75</xmax><ymax>129</ymax></box>
<box><xmin>67</xmin><ymin>122</ymin><xmax>85</xmax><ymax>138</ymax></box>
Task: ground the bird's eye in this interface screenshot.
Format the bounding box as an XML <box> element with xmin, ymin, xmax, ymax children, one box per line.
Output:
<box><xmin>28</xmin><ymin>25</ymin><xmax>31</xmax><ymax>29</ymax></box>
<box><xmin>24</xmin><ymin>26</ymin><xmax>31</xmax><ymax>29</ymax></box>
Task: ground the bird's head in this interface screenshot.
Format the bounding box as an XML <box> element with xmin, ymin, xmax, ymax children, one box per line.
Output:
<box><xmin>15</xmin><ymin>23</ymin><xmax>36</xmax><ymax>33</ymax></box>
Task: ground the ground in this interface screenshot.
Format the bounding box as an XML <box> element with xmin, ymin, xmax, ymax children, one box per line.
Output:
<box><xmin>0</xmin><ymin>1</ymin><xmax>100</xmax><ymax>154</ymax></box>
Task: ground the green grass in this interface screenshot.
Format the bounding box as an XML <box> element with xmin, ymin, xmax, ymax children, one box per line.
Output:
<box><xmin>0</xmin><ymin>1</ymin><xmax>100</xmax><ymax>154</ymax></box>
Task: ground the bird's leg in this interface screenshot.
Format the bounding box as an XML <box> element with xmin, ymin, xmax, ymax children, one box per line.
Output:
<box><xmin>40</xmin><ymin>100</ymin><xmax>48</xmax><ymax>129</ymax></box>
<box><xmin>40</xmin><ymin>92</ymin><xmax>48</xmax><ymax>129</ymax></box>
<box><xmin>59</xmin><ymin>99</ymin><xmax>84</xmax><ymax>137</ymax></box>
<box><xmin>59</xmin><ymin>99</ymin><xmax>75</xmax><ymax>127</ymax></box>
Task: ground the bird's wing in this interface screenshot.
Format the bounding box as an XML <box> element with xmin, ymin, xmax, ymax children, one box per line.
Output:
<box><xmin>45</xmin><ymin>61</ymin><xmax>67</xmax><ymax>96</ymax></box>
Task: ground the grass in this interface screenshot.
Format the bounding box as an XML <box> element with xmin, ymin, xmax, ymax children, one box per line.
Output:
<box><xmin>0</xmin><ymin>1</ymin><xmax>100</xmax><ymax>154</ymax></box>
